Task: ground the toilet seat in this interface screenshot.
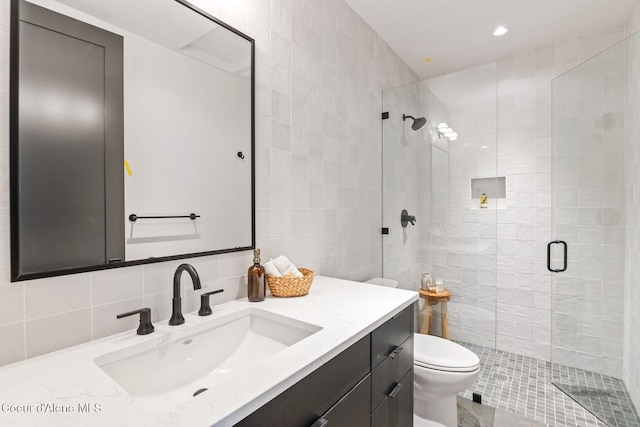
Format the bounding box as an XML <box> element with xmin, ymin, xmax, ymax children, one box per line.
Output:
<box><xmin>414</xmin><ymin>334</ymin><xmax>480</xmax><ymax>372</ymax></box>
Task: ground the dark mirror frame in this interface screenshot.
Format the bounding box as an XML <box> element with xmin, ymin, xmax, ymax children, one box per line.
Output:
<box><xmin>9</xmin><ymin>0</ymin><xmax>256</xmax><ymax>282</ymax></box>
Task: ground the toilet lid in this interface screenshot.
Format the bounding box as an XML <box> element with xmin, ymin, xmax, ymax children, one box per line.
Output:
<box><xmin>414</xmin><ymin>334</ymin><xmax>480</xmax><ymax>372</ymax></box>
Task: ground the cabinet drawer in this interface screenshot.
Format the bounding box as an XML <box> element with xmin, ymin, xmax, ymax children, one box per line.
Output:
<box><xmin>235</xmin><ymin>334</ymin><xmax>371</xmax><ymax>427</ymax></box>
<box><xmin>311</xmin><ymin>374</ymin><xmax>371</xmax><ymax>427</ymax></box>
<box><xmin>371</xmin><ymin>305</ymin><xmax>413</xmax><ymax>369</ymax></box>
<box><xmin>371</xmin><ymin>334</ymin><xmax>413</xmax><ymax>411</ymax></box>
<box><xmin>371</xmin><ymin>370</ymin><xmax>413</xmax><ymax>427</ymax></box>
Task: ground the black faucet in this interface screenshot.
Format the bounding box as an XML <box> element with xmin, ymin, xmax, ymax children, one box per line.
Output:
<box><xmin>169</xmin><ymin>263</ymin><xmax>202</xmax><ymax>326</ymax></box>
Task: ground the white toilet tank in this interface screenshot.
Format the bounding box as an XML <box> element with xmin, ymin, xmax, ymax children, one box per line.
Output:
<box><xmin>365</xmin><ymin>278</ymin><xmax>398</xmax><ymax>288</ymax></box>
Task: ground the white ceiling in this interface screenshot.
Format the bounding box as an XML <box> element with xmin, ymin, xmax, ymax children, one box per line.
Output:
<box><xmin>344</xmin><ymin>0</ymin><xmax>637</xmax><ymax>78</ymax></box>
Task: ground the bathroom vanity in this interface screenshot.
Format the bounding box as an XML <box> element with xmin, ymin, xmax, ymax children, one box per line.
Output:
<box><xmin>0</xmin><ymin>277</ymin><xmax>417</xmax><ymax>427</ymax></box>
<box><xmin>236</xmin><ymin>302</ymin><xmax>414</xmax><ymax>427</ymax></box>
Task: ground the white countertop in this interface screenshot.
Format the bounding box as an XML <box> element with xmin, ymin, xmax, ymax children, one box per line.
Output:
<box><xmin>0</xmin><ymin>276</ymin><xmax>417</xmax><ymax>427</ymax></box>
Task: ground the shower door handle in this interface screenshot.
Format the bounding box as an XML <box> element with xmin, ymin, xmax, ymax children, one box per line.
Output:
<box><xmin>547</xmin><ymin>240</ymin><xmax>567</xmax><ymax>273</ymax></box>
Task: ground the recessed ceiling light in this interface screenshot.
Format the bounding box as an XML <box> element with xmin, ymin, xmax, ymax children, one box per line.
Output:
<box><xmin>493</xmin><ymin>26</ymin><xmax>509</xmax><ymax>36</ymax></box>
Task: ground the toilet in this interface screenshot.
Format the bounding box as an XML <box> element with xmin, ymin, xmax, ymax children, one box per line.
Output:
<box><xmin>365</xmin><ymin>278</ymin><xmax>481</xmax><ymax>427</ymax></box>
<box><xmin>364</xmin><ymin>277</ymin><xmax>399</xmax><ymax>288</ymax></box>
<box><xmin>413</xmin><ymin>333</ymin><xmax>480</xmax><ymax>427</ymax></box>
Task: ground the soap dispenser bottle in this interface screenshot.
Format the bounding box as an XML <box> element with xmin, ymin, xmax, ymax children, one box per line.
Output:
<box><xmin>248</xmin><ymin>249</ymin><xmax>266</xmax><ymax>302</ymax></box>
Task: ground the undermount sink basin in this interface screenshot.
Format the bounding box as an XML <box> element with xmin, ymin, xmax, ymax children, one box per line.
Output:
<box><xmin>94</xmin><ymin>307</ymin><xmax>321</xmax><ymax>399</ymax></box>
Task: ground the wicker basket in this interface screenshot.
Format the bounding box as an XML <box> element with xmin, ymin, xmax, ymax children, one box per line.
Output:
<box><xmin>266</xmin><ymin>268</ymin><xmax>314</xmax><ymax>297</ymax></box>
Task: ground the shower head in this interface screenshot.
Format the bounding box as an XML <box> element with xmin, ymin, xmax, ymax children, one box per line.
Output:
<box><xmin>403</xmin><ymin>114</ymin><xmax>427</xmax><ymax>131</ymax></box>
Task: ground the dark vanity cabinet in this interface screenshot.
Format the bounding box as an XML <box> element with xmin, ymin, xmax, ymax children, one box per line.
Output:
<box><xmin>235</xmin><ymin>305</ymin><xmax>414</xmax><ymax>427</ymax></box>
<box><xmin>370</xmin><ymin>306</ymin><xmax>414</xmax><ymax>427</ymax></box>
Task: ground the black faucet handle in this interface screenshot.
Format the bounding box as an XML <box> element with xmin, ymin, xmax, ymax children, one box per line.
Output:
<box><xmin>198</xmin><ymin>289</ymin><xmax>224</xmax><ymax>316</ymax></box>
<box><xmin>117</xmin><ymin>308</ymin><xmax>155</xmax><ymax>335</ymax></box>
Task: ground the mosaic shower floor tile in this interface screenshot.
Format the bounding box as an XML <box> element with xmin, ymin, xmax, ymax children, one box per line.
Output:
<box><xmin>456</xmin><ymin>342</ymin><xmax>639</xmax><ymax>427</ymax></box>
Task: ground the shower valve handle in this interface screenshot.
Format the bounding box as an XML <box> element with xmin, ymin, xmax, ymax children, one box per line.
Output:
<box><xmin>401</xmin><ymin>209</ymin><xmax>416</xmax><ymax>228</ymax></box>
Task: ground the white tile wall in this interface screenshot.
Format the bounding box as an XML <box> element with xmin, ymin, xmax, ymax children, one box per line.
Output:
<box><xmin>0</xmin><ymin>0</ymin><xmax>417</xmax><ymax>366</ymax></box>
<box><xmin>624</xmin><ymin>3</ymin><xmax>640</xmax><ymax>412</ymax></box>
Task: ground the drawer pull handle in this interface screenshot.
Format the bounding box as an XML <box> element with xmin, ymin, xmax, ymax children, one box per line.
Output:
<box><xmin>388</xmin><ymin>382</ymin><xmax>403</xmax><ymax>399</ymax></box>
<box><xmin>389</xmin><ymin>346</ymin><xmax>404</xmax><ymax>359</ymax></box>
<box><xmin>311</xmin><ymin>417</ymin><xmax>328</xmax><ymax>427</ymax></box>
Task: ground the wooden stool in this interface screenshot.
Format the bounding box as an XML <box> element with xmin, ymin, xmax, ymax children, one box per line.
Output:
<box><xmin>418</xmin><ymin>289</ymin><xmax>451</xmax><ymax>339</ymax></box>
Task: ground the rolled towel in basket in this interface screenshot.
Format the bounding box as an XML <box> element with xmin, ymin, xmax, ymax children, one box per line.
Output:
<box><xmin>263</xmin><ymin>260</ymin><xmax>282</xmax><ymax>277</ymax></box>
<box><xmin>271</xmin><ymin>255</ymin><xmax>303</xmax><ymax>277</ymax></box>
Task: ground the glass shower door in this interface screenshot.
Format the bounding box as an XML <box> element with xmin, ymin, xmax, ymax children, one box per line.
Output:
<box><xmin>381</xmin><ymin>82</ymin><xmax>423</xmax><ymax>289</ymax></box>
<box><xmin>381</xmin><ymin>63</ymin><xmax>498</xmax><ymax>351</ymax></box>
<box><xmin>419</xmin><ymin>64</ymin><xmax>498</xmax><ymax>349</ymax></box>
<box><xmin>551</xmin><ymin>36</ymin><xmax>638</xmax><ymax>426</ymax></box>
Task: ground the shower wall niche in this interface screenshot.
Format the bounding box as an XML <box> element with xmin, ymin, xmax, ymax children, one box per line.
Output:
<box><xmin>470</xmin><ymin>177</ymin><xmax>507</xmax><ymax>209</ymax></box>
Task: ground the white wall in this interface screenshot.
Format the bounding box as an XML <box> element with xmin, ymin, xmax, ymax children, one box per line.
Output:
<box><xmin>625</xmin><ymin>0</ymin><xmax>640</xmax><ymax>411</ymax></box>
<box><xmin>0</xmin><ymin>0</ymin><xmax>417</xmax><ymax>366</ymax></box>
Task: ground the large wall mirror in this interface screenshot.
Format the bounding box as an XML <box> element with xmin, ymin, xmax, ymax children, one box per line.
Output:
<box><xmin>10</xmin><ymin>0</ymin><xmax>255</xmax><ymax>281</ymax></box>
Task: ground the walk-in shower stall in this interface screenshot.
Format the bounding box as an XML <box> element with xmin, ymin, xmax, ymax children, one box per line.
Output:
<box><xmin>382</xmin><ymin>32</ymin><xmax>640</xmax><ymax>427</ymax></box>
